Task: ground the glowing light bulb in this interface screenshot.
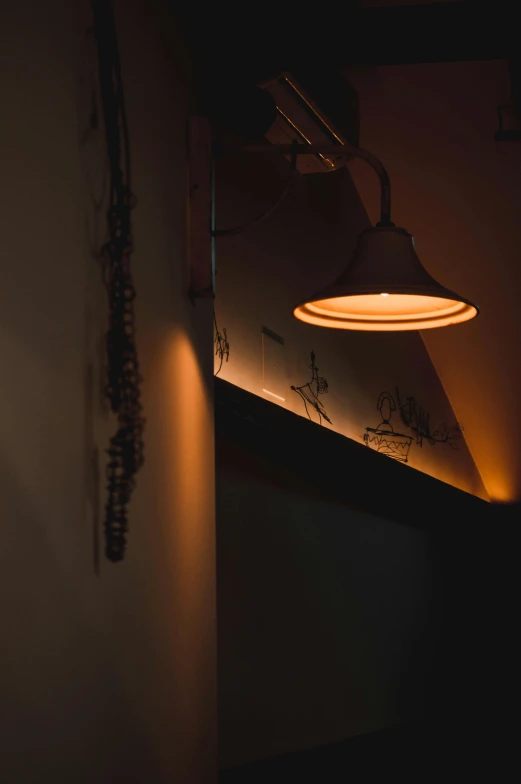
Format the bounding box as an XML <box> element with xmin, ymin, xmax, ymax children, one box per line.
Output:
<box><xmin>293</xmin><ymin>227</ymin><xmax>478</xmax><ymax>331</ymax></box>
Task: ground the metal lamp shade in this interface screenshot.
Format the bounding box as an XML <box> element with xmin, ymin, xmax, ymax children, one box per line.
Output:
<box><xmin>294</xmin><ymin>226</ymin><xmax>479</xmax><ymax>331</ymax></box>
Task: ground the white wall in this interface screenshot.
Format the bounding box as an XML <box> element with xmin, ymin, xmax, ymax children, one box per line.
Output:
<box><xmin>0</xmin><ymin>2</ymin><xmax>216</xmax><ymax>782</ymax></box>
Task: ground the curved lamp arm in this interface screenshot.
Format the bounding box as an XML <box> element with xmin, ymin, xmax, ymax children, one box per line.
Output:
<box><xmin>348</xmin><ymin>147</ymin><xmax>392</xmax><ymax>227</ymax></box>
<box><xmin>216</xmin><ymin>142</ymin><xmax>393</xmax><ymax>227</ymax></box>
<box><xmin>188</xmin><ymin>113</ymin><xmax>394</xmax><ymax>299</ymax></box>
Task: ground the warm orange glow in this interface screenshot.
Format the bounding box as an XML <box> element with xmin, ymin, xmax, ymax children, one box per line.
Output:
<box><xmin>163</xmin><ymin>330</ymin><xmax>214</xmax><ymax>550</ymax></box>
<box><xmin>480</xmin><ymin>476</ymin><xmax>515</xmax><ymax>504</ymax></box>
<box><xmin>160</xmin><ymin>328</ymin><xmax>216</xmax><ymax>626</ymax></box>
<box><xmin>143</xmin><ymin>324</ymin><xmax>217</xmax><ymax>774</ymax></box>
<box><xmin>262</xmin><ymin>388</ymin><xmax>286</xmax><ymax>402</ymax></box>
<box><xmin>294</xmin><ymin>293</ymin><xmax>478</xmax><ymax>331</ymax></box>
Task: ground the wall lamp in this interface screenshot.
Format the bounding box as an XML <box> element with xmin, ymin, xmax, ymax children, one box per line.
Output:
<box><xmin>188</xmin><ymin>117</ymin><xmax>479</xmax><ymax>332</ymax></box>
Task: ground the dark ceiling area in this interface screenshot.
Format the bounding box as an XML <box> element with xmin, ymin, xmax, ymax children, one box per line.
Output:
<box><xmin>177</xmin><ymin>2</ymin><xmax>515</xmax><ymax>77</ymax></box>
<box><xmin>176</xmin><ymin>1</ymin><xmax>520</xmax><ymax>143</ymax></box>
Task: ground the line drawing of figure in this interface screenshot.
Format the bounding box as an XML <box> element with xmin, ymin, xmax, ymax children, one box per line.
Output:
<box><xmin>291</xmin><ymin>351</ymin><xmax>332</xmax><ymax>425</ymax></box>
<box><xmin>364</xmin><ymin>391</ymin><xmax>413</xmax><ymax>462</ymax></box>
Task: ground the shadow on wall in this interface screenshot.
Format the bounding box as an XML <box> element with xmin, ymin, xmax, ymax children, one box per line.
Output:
<box><xmin>216</xmin><ymin>460</ymin><xmax>438</xmax><ymax>768</ymax></box>
<box><xmin>216</xmin><ymin>415</ymin><xmax>517</xmax><ymax>776</ymax></box>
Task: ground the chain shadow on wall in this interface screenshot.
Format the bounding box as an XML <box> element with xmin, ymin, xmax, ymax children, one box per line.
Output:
<box><xmin>78</xmin><ymin>19</ymin><xmax>114</xmax><ymax>574</ymax></box>
<box><xmin>92</xmin><ymin>0</ymin><xmax>145</xmax><ymax>562</ymax></box>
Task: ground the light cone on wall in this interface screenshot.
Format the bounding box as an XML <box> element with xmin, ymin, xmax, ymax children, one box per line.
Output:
<box><xmin>294</xmin><ymin>225</ymin><xmax>479</xmax><ymax>331</ymax></box>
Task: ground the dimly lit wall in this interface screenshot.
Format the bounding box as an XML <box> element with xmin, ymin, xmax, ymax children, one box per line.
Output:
<box><xmin>0</xmin><ymin>2</ymin><xmax>216</xmax><ymax>782</ymax></box>
<box><xmin>217</xmin><ymin>461</ymin><xmax>516</xmax><ymax>777</ymax></box>
<box><xmin>216</xmin><ymin>437</ymin><xmax>438</xmax><ymax>769</ymax></box>
<box><xmin>216</xmin><ymin>385</ymin><xmax>516</xmax><ymax>774</ymax></box>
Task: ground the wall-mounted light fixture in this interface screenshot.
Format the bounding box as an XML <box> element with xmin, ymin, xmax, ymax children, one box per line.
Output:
<box><xmin>293</xmin><ymin>219</ymin><xmax>479</xmax><ymax>331</ymax></box>
<box><xmin>189</xmin><ymin>106</ymin><xmax>478</xmax><ymax>332</ymax></box>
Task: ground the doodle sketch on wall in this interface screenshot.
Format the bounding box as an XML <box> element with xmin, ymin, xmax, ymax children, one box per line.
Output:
<box><xmin>364</xmin><ymin>392</ymin><xmax>413</xmax><ymax>462</ymax></box>
<box><xmin>395</xmin><ymin>388</ymin><xmax>463</xmax><ymax>449</ymax></box>
<box><xmin>365</xmin><ymin>389</ymin><xmax>464</xmax><ymax>463</ymax></box>
<box><xmin>214</xmin><ymin>310</ymin><xmax>230</xmax><ymax>376</ymax></box>
<box><xmin>291</xmin><ymin>351</ymin><xmax>332</xmax><ymax>425</ymax></box>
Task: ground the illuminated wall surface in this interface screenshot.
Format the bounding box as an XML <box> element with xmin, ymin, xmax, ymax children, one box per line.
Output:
<box><xmin>0</xmin><ymin>2</ymin><xmax>216</xmax><ymax>782</ymax></box>
<box><xmin>214</xmin><ymin>151</ymin><xmax>489</xmax><ymax>501</ymax></box>
<box><xmin>347</xmin><ymin>60</ymin><xmax>521</xmax><ymax>503</ymax></box>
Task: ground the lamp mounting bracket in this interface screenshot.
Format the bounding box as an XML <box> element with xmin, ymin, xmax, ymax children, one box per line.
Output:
<box><xmin>188</xmin><ymin>117</ymin><xmax>392</xmax><ymax>299</ymax></box>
